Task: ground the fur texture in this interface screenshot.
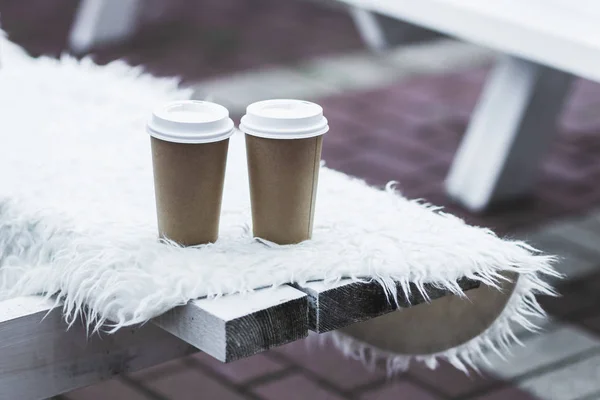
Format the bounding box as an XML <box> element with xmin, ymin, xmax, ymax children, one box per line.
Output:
<box><xmin>0</xmin><ymin>34</ymin><xmax>558</xmax><ymax>370</ymax></box>
<box><xmin>321</xmin><ymin>272</ymin><xmax>554</xmax><ymax>374</ymax></box>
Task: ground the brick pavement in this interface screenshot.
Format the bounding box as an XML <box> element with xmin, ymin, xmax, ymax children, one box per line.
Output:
<box><xmin>6</xmin><ymin>0</ymin><xmax>600</xmax><ymax>399</ymax></box>
<box><xmin>317</xmin><ymin>70</ymin><xmax>600</xmax><ymax>236</ymax></box>
<box><xmin>0</xmin><ymin>0</ymin><xmax>363</xmax><ymax>81</ymax></box>
<box><xmin>64</xmin><ymin>342</ymin><xmax>528</xmax><ymax>400</ymax></box>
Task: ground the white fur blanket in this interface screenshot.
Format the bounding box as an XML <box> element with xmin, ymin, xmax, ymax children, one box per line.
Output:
<box><xmin>0</xmin><ymin>33</ymin><xmax>557</xmax><ymax>370</ymax></box>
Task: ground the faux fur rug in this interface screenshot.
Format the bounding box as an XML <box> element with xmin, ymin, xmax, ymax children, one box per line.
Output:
<box><xmin>0</xmin><ymin>33</ymin><xmax>558</xmax><ymax>371</ymax></box>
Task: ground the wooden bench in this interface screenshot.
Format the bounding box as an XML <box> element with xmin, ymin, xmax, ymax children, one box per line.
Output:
<box><xmin>1</xmin><ymin>278</ymin><xmax>478</xmax><ymax>399</ymax></box>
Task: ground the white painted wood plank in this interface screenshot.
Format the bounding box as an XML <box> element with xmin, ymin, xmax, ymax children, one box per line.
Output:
<box><xmin>0</xmin><ymin>296</ymin><xmax>192</xmax><ymax>400</ymax></box>
<box><xmin>153</xmin><ymin>286</ymin><xmax>308</xmax><ymax>362</ymax></box>
<box><xmin>339</xmin><ymin>0</ymin><xmax>600</xmax><ymax>82</ymax></box>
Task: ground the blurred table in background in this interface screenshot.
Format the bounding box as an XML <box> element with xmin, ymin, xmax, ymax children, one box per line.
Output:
<box><xmin>341</xmin><ymin>0</ymin><xmax>600</xmax><ymax>211</ymax></box>
<box><xmin>67</xmin><ymin>0</ymin><xmax>600</xmax><ymax>212</ymax></box>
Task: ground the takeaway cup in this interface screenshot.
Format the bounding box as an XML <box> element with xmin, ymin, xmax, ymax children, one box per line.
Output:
<box><xmin>147</xmin><ymin>100</ymin><xmax>234</xmax><ymax>245</ymax></box>
<box><xmin>240</xmin><ymin>99</ymin><xmax>329</xmax><ymax>244</ymax></box>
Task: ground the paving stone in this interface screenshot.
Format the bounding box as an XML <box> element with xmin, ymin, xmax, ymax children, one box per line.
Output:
<box><xmin>543</xmin><ymin>157</ymin><xmax>597</xmax><ymax>183</ymax></box>
<box><xmin>536</xmin><ymin>219</ymin><xmax>600</xmax><ymax>258</ymax></box>
<box><xmin>193</xmin><ymin>73</ymin><xmax>272</xmax><ymax>115</ymax></box>
<box><xmin>507</xmin><ymin>317</ymin><xmax>556</xmax><ymax>342</ymax></box>
<box><xmin>296</xmin><ymin>39</ymin><xmax>491</xmax><ymax>90</ymax></box>
<box><xmin>139</xmin><ymin>365</ymin><xmax>247</xmax><ymax>400</ymax></box>
<box><xmin>252</xmin><ymin>373</ymin><xmax>346</xmax><ymax>400</ymax></box>
<box><xmin>271</xmin><ymin>339</ymin><xmax>386</xmax><ymax>391</ymax></box>
<box><xmin>482</xmin><ymin>325</ymin><xmax>600</xmax><ymax>380</ymax></box>
<box><xmin>364</xmin><ymin>129</ymin><xmax>442</xmax><ymax>167</ymax></box>
<box><xmin>581</xmin><ymin>270</ymin><xmax>600</xmax><ymax>294</ymax></box>
<box><xmin>574</xmin><ymin>391</ymin><xmax>600</xmax><ymax>400</ymax></box>
<box><xmin>539</xmin><ymin>269</ymin><xmax>600</xmax><ymax>328</ymax></box>
<box><xmin>408</xmin><ymin>361</ymin><xmax>498</xmax><ymax>397</ymax></box>
<box><xmin>571</xmin><ymin>212</ymin><xmax>600</xmax><ymax>240</ymax></box>
<box><xmin>358</xmin><ymin>380</ymin><xmax>442</xmax><ymax>400</ymax></box>
<box><xmin>324</xmin><ymin>117</ymin><xmax>375</xmax><ymax>146</ymax></box>
<box><xmin>519</xmin><ymin>229</ymin><xmax>600</xmax><ymax>280</ymax></box>
<box><xmin>64</xmin><ymin>378</ymin><xmax>150</xmax><ymax>400</ymax></box>
<box><xmin>518</xmin><ymin>352</ymin><xmax>600</xmax><ymax>400</ymax></box>
<box><xmin>334</xmin><ymin>151</ymin><xmax>425</xmax><ymax>187</ymax></box>
<box><xmin>582</xmin><ymin>313</ymin><xmax>600</xmax><ymax>335</ymax></box>
<box><xmin>385</xmin><ymin>39</ymin><xmax>494</xmax><ymax>75</ymax></box>
<box><xmin>195</xmin><ymin>67</ymin><xmax>337</xmax><ymax>115</ymax></box>
<box><xmin>191</xmin><ymin>351</ymin><xmax>288</xmax><ymax>385</ymax></box>
<box><xmin>584</xmin><ymin>208</ymin><xmax>600</xmax><ymax>223</ymax></box>
<box><xmin>472</xmin><ymin>386</ymin><xmax>542</xmax><ymax>400</ymax></box>
<box><xmin>296</xmin><ymin>52</ymin><xmax>401</xmax><ymax>91</ymax></box>
<box><xmin>355</xmin><ymin>89</ymin><xmax>445</xmax><ymax>127</ymax></box>
<box><xmin>540</xmin><ymin>289</ymin><xmax>600</xmax><ymax>321</ymax></box>
<box><xmin>128</xmin><ymin>357</ymin><xmax>188</xmax><ymax>383</ymax></box>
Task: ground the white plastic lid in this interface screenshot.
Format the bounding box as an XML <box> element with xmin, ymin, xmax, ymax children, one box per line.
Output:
<box><xmin>239</xmin><ymin>99</ymin><xmax>329</xmax><ymax>139</ymax></box>
<box><xmin>147</xmin><ymin>100</ymin><xmax>234</xmax><ymax>144</ymax></box>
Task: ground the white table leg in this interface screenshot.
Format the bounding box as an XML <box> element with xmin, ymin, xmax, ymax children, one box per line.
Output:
<box><xmin>68</xmin><ymin>0</ymin><xmax>142</xmax><ymax>53</ymax></box>
<box><xmin>445</xmin><ymin>55</ymin><xmax>573</xmax><ymax>212</ymax></box>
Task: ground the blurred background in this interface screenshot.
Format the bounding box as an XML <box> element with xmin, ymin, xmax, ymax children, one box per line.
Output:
<box><xmin>4</xmin><ymin>0</ymin><xmax>600</xmax><ymax>399</ymax></box>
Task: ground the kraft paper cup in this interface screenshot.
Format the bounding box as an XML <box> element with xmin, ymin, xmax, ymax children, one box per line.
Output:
<box><xmin>147</xmin><ymin>100</ymin><xmax>234</xmax><ymax>246</ymax></box>
<box><xmin>240</xmin><ymin>99</ymin><xmax>329</xmax><ymax>245</ymax></box>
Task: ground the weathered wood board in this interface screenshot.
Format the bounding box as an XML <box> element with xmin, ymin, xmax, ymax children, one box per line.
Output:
<box><xmin>294</xmin><ymin>278</ymin><xmax>480</xmax><ymax>332</ymax></box>
<box><xmin>153</xmin><ymin>285</ymin><xmax>308</xmax><ymax>362</ymax></box>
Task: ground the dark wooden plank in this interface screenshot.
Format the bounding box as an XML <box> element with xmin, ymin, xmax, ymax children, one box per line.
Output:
<box><xmin>293</xmin><ymin>278</ymin><xmax>480</xmax><ymax>333</ymax></box>
<box><xmin>153</xmin><ymin>285</ymin><xmax>308</xmax><ymax>362</ymax></box>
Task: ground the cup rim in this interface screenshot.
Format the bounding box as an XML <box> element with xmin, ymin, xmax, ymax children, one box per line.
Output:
<box><xmin>239</xmin><ymin>99</ymin><xmax>329</xmax><ymax>140</ymax></box>
<box><xmin>147</xmin><ymin>100</ymin><xmax>235</xmax><ymax>144</ymax></box>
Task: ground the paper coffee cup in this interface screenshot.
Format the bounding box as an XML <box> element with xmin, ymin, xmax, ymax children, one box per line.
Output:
<box><xmin>147</xmin><ymin>100</ymin><xmax>234</xmax><ymax>246</ymax></box>
<box><xmin>240</xmin><ymin>99</ymin><xmax>329</xmax><ymax>244</ymax></box>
